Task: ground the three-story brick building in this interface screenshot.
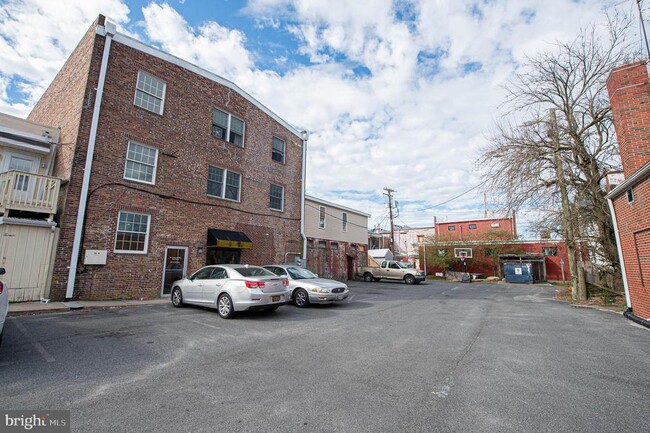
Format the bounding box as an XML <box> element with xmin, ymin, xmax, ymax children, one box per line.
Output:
<box><xmin>28</xmin><ymin>15</ymin><xmax>306</xmax><ymax>300</ymax></box>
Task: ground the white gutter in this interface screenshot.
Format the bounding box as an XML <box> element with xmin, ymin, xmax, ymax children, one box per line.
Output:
<box><xmin>65</xmin><ymin>22</ymin><xmax>116</xmax><ymax>299</ymax></box>
<box><xmin>300</xmin><ymin>130</ymin><xmax>308</xmax><ymax>266</ymax></box>
<box><xmin>606</xmin><ymin>197</ymin><xmax>633</xmax><ymax>309</ymax></box>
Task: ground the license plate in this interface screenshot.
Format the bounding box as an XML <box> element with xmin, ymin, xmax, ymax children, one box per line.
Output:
<box><xmin>272</xmin><ymin>296</ymin><xmax>280</xmax><ymax>302</ymax></box>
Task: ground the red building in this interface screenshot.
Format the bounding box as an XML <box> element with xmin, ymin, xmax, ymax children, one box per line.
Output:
<box><xmin>434</xmin><ymin>213</ymin><xmax>517</xmax><ymax>241</ymax></box>
<box><xmin>28</xmin><ymin>16</ymin><xmax>306</xmax><ymax>300</ymax></box>
<box><xmin>606</xmin><ymin>61</ymin><xmax>650</xmax><ymax>325</ymax></box>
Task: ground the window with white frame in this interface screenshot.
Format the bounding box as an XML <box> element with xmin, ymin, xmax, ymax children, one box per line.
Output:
<box><xmin>270</xmin><ymin>184</ymin><xmax>284</xmax><ymax>211</ymax></box>
<box><xmin>134</xmin><ymin>71</ymin><xmax>166</xmax><ymax>114</ymax></box>
<box><xmin>342</xmin><ymin>212</ymin><xmax>348</xmax><ymax>232</ymax></box>
<box><xmin>124</xmin><ymin>141</ymin><xmax>158</xmax><ymax>184</ymax></box>
<box><xmin>207</xmin><ymin>166</ymin><xmax>241</xmax><ymax>201</ymax></box>
<box><xmin>212</xmin><ymin>108</ymin><xmax>245</xmax><ymax>147</ymax></box>
<box><xmin>272</xmin><ymin>137</ymin><xmax>285</xmax><ymax>163</ymax></box>
<box><xmin>115</xmin><ymin>211</ymin><xmax>150</xmax><ymax>253</ymax></box>
<box><xmin>319</xmin><ymin>206</ymin><xmax>326</xmax><ymax>229</ymax></box>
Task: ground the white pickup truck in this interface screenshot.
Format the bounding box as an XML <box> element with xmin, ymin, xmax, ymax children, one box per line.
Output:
<box><xmin>359</xmin><ymin>260</ymin><xmax>426</xmax><ymax>284</ymax></box>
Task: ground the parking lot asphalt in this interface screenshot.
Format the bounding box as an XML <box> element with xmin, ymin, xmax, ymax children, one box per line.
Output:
<box><xmin>1</xmin><ymin>280</ymin><xmax>648</xmax><ymax>433</ymax></box>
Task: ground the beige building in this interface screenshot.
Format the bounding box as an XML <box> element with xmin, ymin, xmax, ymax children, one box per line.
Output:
<box><xmin>0</xmin><ymin>112</ymin><xmax>62</xmax><ymax>301</ymax></box>
<box><xmin>304</xmin><ymin>195</ymin><xmax>369</xmax><ymax>281</ymax></box>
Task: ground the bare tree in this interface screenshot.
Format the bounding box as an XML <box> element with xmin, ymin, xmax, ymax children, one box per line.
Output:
<box><xmin>479</xmin><ymin>13</ymin><xmax>636</xmax><ymax>299</ymax></box>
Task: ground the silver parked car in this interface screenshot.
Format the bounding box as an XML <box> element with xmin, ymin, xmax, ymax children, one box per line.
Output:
<box><xmin>171</xmin><ymin>264</ymin><xmax>290</xmax><ymax>319</ymax></box>
<box><xmin>0</xmin><ymin>268</ymin><xmax>8</xmax><ymax>346</ymax></box>
<box><xmin>263</xmin><ymin>265</ymin><xmax>349</xmax><ymax>308</ymax></box>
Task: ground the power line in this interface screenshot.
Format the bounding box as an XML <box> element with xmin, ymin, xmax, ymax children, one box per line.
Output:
<box><xmin>410</xmin><ymin>184</ymin><xmax>482</xmax><ymax>212</ymax></box>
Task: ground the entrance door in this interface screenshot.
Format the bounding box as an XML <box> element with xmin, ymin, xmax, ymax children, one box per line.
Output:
<box><xmin>162</xmin><ymin>246</ymin><xmax>188</xmax><ymax>296</ymax></box>
<box><xmin>6</xmin><ymin>154</ymin><xmax>40</xmax><ymax>202</ymax></box>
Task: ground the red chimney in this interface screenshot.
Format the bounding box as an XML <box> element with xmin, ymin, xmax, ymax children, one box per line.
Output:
<box><xmin>607</xmin><ymin>61</ymin><xmax>650</xmax><ymax>176</ymax></box>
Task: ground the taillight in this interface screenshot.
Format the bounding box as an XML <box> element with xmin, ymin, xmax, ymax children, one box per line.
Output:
<box><xmin>282</xmin><ymin>279</ymin><xmax>289</xmax><ymax>286</ymax></box>
<box><xmin>0</xmin><ymin>281</ymin><xmax>3</xmax><ymax>295</ymax></box>
<box><xmin>245</xmin><ymin>281</ymin><xmax>265</xmax><ymax>289</ymax></box>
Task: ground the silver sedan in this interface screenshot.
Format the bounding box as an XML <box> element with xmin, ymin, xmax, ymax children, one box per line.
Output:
<box><xmin>263</xmin><ymin>265</ymin><xmax>349</xmax><ymax>308</ymax></box>
<box><xmin>171</xmin><ymin>264</ymin><xmax>290</xmax><ymax>319</ymax></box>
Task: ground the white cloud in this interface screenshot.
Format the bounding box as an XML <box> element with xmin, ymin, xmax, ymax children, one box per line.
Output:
<box><xmin>0</xmin><ymin>0</ymin><xmax>632</xmax><ymax>236</ymax></box>
<box><xmin>140</xmin><ymin>3</ymin><xmax>253</xmax><ymax>81</ymax></box>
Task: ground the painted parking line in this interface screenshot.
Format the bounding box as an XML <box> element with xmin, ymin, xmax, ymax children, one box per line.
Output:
<box><xmin>184</xmin><ymin>318</ymin><xmax>222</xmax><ymax>330</ymax></box>
<box><xmin>13</xmin><ymin>320</ymin><xmax>56</xmax><ymax>363</ymax></box>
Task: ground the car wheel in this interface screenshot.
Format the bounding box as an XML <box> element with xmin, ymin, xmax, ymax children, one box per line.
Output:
<box><xmin>217</xmin><ymin>293</ymin><xmax>235</xmax><ymax>319</ymax></box>
<box><xmin>404</xmin><ymin>274</ymin><xmax>416</xmax><ymax>285</ymax></box>
<box><xmin>171</xmin><ymin>287</ymin><xmax>183</xmax><ymax>308</ymax></box>
<box><xmin>0</xmin><ymin>329</ymin><xmax>3</xmax><ymax>347</ymax></box>
<box><xmin>294</xmin><ymin>288</ymin><xmax>310</xmax><ymax>308</ymax></box>
<box><xmin>363</xmin><ymin>273</ymin><xmax>374</xmax><ymax>282</ymax></box>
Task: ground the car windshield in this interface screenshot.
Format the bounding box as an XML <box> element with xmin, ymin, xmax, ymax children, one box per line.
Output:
<box><xmin>287</xmin><ymin>267</ymin><xmax>318</xmax><ymax>280</ymax></box>
<box><xmin>235</xmin><ymin>267</ymin><xmax>275</xmax><ymax>277</ymax></box>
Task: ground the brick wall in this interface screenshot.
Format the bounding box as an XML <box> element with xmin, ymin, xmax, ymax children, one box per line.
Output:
<box><xmin>435</xmin><ymin>217</ymin><xmax>517</xmax><ymax>241</ymax></box>
<box><xmin>27</xmin><ymin>18</ymin><xmax>304</xmax><ymax>300</ymax></box>
<box><xmin>306</xmin><ymin>239</ymin><xmax>367</xmax><ymax>282</ymax></box>
<box><xmin>607</xmin><ymin>61</ymin><xmax>650</xmax><ymax>320</ymax></box>
<box><xmin>607</xmin><ymin>61</ymin><xmax>650</xmax><ymax>177</ymax></box>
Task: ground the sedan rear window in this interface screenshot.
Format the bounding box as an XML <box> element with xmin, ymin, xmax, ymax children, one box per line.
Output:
<box><xmin>235</xmin><ymin>267</ymin><xmax>275</xmax><ymax>277</ymax></box>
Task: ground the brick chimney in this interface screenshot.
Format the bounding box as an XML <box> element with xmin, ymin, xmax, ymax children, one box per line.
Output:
<box><xmin>607</xmin><ymin>61</ymin><xmax>650</xmax><ymax>177</ymax></box>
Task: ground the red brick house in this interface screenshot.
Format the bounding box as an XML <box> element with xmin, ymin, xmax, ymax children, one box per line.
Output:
<box><xmin>433</xmin><ymin>213</ymin><xmax>517</xmax><ymax>241</ymax></box>
<box><xmin>606</xmin><ymin>61</ymin><xmax>650</xmax><ymax>325</ymax></box>
<box><xmin>28</xmin><ymin>16</ymin><xmax>306</xmax><ymax>300</ymax></box>
<box><xmin>421</xmin><ymin>213</ymin><xmax>571</xmax><ymax>282</ymax></box>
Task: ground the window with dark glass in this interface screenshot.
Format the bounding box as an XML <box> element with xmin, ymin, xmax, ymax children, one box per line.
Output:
<box><xmin>212</xmin><ymin>108</ymin><xmax>245</xmax><ymax>147</ymax></box>
<box><xmin>468</xmin><ymin>224</ymin><xmax>477</xmax><ymax>229</ymax></box>
<box><xmin>448</xmin><ymin>225</ymin><xmax>456</xmax><ymax>231</ymax></box>
<box><xmin>207</xmin><ymin>166</ymin><xmax>240</xmax><ymax>201</ymax></box>
<box><xmin>115</xmin><ymin>211</ymin><xmax>150</xmax><ymax>253</ymax></box>
<box><xmin>272</xmin><ymin>137</ymin><xmax>285</xmax><ymax>163</ymax></box>
<box><xmin>270</xmin><ymin>184</ymin><xmax>284</xmax><ymax>211</ymax></box>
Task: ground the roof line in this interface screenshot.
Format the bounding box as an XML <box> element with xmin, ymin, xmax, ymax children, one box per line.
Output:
<box><xmin>97</xmin><ymin>23</ymin><xmax>304</xmax><ymax>140</ymax></box>
<box><xmin>305</xmin><ymin>195</ymin><xmax>371</xmax><ymax>217</ymax></box>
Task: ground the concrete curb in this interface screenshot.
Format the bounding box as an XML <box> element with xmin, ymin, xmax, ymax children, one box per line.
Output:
<box><xmin>8</xmin><ymin>298</ymin><xmax>169</xmax><ymax>316</ymax></box>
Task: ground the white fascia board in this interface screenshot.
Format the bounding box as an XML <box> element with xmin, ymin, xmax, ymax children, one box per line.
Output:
<box><xmin>96</xmin><ymin>24</ymin><xmax>304</xmax><ymax>141</ymax></box>
<box><xmin>0</xmin><ymin>137</ymin><xmax>51</xmax><ymax>154</ymax></box>
<box><xmin>606</xmin><ymin>161</ymin><xmax>650</xmax><ymax>200</ymax></box>
<box><xmin>0</xmin><ymin>125</ymin><xmax>55</xmax><ymax>145</ymax></box>
<box><xmin>305</xmin><ymin>194</ymin><xmax>372</xmax><ymax>217</ymax></box>
<box><xmin>0</xmin><ymin>217</ymin><xmax>57</xmax><ymax>228</ymax></box>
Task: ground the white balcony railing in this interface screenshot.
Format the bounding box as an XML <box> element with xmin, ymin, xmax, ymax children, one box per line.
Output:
<box><xmin>0</xmin><ymin>170</ymin><xmax>60</xmax><ymax>216</ymax></box>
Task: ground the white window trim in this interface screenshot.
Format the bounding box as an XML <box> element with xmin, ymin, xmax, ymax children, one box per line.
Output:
<box><xmin>134</xmin><ymin>70</ymin><xmax>166</xmax><ymax>115</ymax></box>
<box><xmin>213</xmin><ymin>108</ymin><xmax>245</xmax><ymax>148</ymax></box>
<box><xmin>341</xmin><ymin>212</ymin><xmax>348</xmax><ymax>232</ymax></box>
<box><xmin>123</xmin><ymin>141</ymin><xmax>158</xmax><ymax>185</ymax></box>
<box><xmin>270</xmin><ymin>184</ymin><xmax>284</xmax><ymax>212</ymax></box>
<box><xmin>319</xmin><ymin>206</ymin><xmax>326</xmax><ymax>229</ymax></box>
<box><xmin>207</xmin><ymin>166</ymin><xmax>242</xmax><ymax>202</ymax></box>
<box><xmin>114</xmin><ymin>211</ymin><xmax>151</xmax><ymax>254</ymax></box>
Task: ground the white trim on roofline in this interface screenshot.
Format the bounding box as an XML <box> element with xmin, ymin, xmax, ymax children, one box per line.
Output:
<box><xmin>605</xmin><ymin>161</ymin><xmax>650</xmax><ymax>200</ymax></box>
<box><xmin>96</xmin><ymin>24</ymin><xmax>303</xmax><ymax>140</ymax></box>
<box><xmin>436</xmin><ymin>216</ymin><xmax>513</xmax><ymax>224</ymax></box>
<box><xmin>305</xmin><ymin>195</ymin><xmax>371</xmax><ymax>217</ymax></box>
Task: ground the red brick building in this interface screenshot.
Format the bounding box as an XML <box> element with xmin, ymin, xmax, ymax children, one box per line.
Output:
<box><xmin>28</xmin><ymin>16</ymin><xmax>306</xmax><ymax>300</ymax></box>
<box><xmin>433</xmin><ymin>213</ymin><xmax>517</xmax><ymax>241</ymax></box>
<box><xmin>606</xmin><ymin>61</ymin><xmax>650</xmax><ymax>324</ymax></box>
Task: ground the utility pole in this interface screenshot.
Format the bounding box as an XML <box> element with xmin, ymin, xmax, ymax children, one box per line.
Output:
<box><xmin>383</xmin><ymin>187</ymin><xmax>396</xmax><ymax>253</ymax></box>
<box><xmin>549</xmin><ymin>109</ymin><xmax>582</xmax><ymax>300</ymax></box>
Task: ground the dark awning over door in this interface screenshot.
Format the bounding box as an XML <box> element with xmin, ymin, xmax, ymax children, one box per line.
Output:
<box><xmin>207</xmin><ymin>229</ymin><xmax>253</xmax><ymax>249</ymax></box>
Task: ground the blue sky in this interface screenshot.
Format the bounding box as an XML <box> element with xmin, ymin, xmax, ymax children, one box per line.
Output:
<box><xmin>0</xmin><ymin>0</ymin><xmax>636</xmax><ymax>237</ymax></box>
